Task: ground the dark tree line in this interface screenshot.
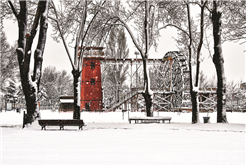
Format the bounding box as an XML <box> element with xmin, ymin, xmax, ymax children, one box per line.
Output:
<box><xmin>0</xmin><ymin>30</ymin><xmax>19</xmax><ymax>94</ymax></box>
<box><xmin>103</xmin><ymin>26</ymin><xmax>129</xmax><ymax>104</ymax></box>
<box><xmin>39</xmin><ymin>66</ymin><xmax>73</xmax><ymax>106</ymax></box>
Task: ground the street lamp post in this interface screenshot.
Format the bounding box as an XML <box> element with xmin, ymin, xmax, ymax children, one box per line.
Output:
<box><xmin>135</xmin><ymin>51</ymin><xmax>139</xmax><ymax>89</ymax></box>
<box><xmin>134</xmin><ymin>51</ymin><xmax>139</xmax><ymax>111</ymax></box>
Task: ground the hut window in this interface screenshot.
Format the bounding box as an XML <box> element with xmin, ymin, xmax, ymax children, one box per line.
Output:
<box><xmin>91</xmin><ymin>78</ymin><xmax>95</xmax><ymax>85</ymax></box>
<box><xmin>91</xmin><ymin>62</ymin><xmax>95</xmax><ymax>69</ymax></box>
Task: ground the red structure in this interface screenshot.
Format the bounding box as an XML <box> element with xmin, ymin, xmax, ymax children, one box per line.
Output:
<box><xmin>80</xmin><ymin>47</ymin><xmax>104</xmax><ymax>111</ymax></box>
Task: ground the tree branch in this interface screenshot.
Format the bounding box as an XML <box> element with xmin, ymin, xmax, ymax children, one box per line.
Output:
<box><xmin>158</xmin><ymin>24</ymin><xmax>189</xmax><ymax>37</ymax></box>
<box><xmin>125</xmin><ymin>1</ymin><xmax>145</xmax><ymax>21</ymax></box>
<box><xmin>186</xmin><ymin>2</ymin><xmax>193</xmax><ymax>91</ymax></box>
<box><xmin>149</xmin><ymin>4</ymin><xmax>156</xmax><ymax>47</ymax></box>
<box><xmin>80</xmin><ymin>0</ymin><xmax>106</xmax><ymax>46</ymax></box>
<box><xmin>25</xmin><ymin>1</ymin><xmax>42</xmax><ymax>55</ymax></box>
<box><xmin>74</xmin><ymin>0</ymin><xmax>87</xmax><ymax>69</ymax></box>
<box><xmin>107</xmin><ymin>16</ymin><xmax>143</xmax><ymax>57</ymax></box>
<box><xmin>78</xmin><ymin>0</ymin><xmax>106</xmax><ymax>70</ymax></box>
<box><xmin>195</xmin><ymin>0</ymin><xmax>207</xmax><ymax>87</ymax></box>
<box><xmin>189</xmin><ymin>1</ymin><xmax>211</xmax><ymax>12</ymax></box>
<box><xmin>33</xmin><ymin>0</ymin><xmax>49</xmax><ymax>84</ymax></box>
<box><xmin>51</xmin><ymin>0</ymin><xmax>75</xmax><ymax>70</ymax></box>
<box><xmin>8</xmin><ymin>1</ymin><xmax>18</xmax><ymax>19</ymax></box>
<box><xmin>16</xmin><ymin>1</ymin><xmax>27</xmax><ymax>69</ymax></box>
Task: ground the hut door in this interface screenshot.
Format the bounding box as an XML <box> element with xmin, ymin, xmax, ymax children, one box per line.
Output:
<box><xmin>85</xmin><ymin>102</ymin><xmax>90</xmax><ymax>111</ymax></box>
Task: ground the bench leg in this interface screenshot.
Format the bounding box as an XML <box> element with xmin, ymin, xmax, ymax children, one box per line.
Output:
<box><xmin>60</xmin><ymin>125</ymin><xmax>64</xmax><ymax>130</ymax></box>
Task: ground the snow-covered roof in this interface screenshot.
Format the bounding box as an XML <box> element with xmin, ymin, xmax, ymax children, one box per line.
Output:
<box><xmin>60</xmin><ymin>99</ymin><xmax>74</xmax><ymax>103</ymax></box>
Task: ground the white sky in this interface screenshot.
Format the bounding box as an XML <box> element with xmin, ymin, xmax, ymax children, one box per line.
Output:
<box><xmin>3</xmin><ymin>15</ymin><xmax>246</xmax><ymax>84</ymax></box>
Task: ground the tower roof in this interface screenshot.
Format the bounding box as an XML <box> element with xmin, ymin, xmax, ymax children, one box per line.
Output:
<box><xmin>83</xmin><ymin>47</ymin><xmax>105</xmax><ymax>58</ymax></box>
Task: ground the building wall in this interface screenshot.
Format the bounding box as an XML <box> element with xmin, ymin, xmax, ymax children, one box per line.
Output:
<box><xmin>80</xmin><ymin>48</ymin><xmax>104</xmax><ymax>111</ymax></box>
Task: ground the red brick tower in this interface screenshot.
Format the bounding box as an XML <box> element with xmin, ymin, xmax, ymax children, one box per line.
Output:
<box><xmin>80</xmin><ymin>47</ymin><xmax>104</xmax><ymax>111</ymax></box>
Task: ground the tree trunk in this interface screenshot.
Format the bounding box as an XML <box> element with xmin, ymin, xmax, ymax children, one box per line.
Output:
<box><xmin>191</xmin><ymin>91</ymin><xmax>199</xmax><ymax>123</ymax></box>
<box><xmin>143</xmin><ymin>92</ymin><xmax>153</xmax><ymax>117</ymax></box>
<box><xmin>142</xmin><ymin>58</ymin><xmax>153</xmax><ymax>117</ymax></box>
<box><xmin>142</xmin><ymin>1</ymin><xmax>153</xmax><ymax>117</ymax></box>
<box><xmin>212</xmin><ymin>2</ymin><xmax>227</xmax><ymax>123</ymax></box>
<box><xmin>189</xmin><ymin>71</ymin><xmax>200</xmax><ymax>123</ymax></box>
<box><xmin>72</xmin><ymin>69</ymin><xmax>81</xmax><ymax>119</ymax></box>
<box><xmin>23</xmin><ymin>87</ymin><xmax>39</xmax><ymax>124</ymax></box>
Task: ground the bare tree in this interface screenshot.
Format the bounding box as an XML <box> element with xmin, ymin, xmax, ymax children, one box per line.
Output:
<box><xmin>49</xmin><ymin>0</ymin><xmax>107</xmax><ymax>119</ymax></box>
<box><xmin>8</xmin><ymin>0</ymin><xmax>49</xmax><ymax>125</ymax></box>
<box><xmin>190</xmin><ymin>1</ymin><xmax>245</xmax><ymax>122</ymax></box>
<box><xmin>204</xmin><ymin>1</ymin><xmax>246</xmax><ymax>122</ymax></box>
<box><xmin>187</xmin><ymin>1</ymin><xmax>207</xmax><ymax>123</ymax></box>
<box><xmin>203</xmin><ymin>0</ymin><xmax>246</xmax><ymax>122</ymax></box>
<box><xmin>211</xmin><ymin>1</ymin><xmax>227</xmax><ymax>123</ymax></box>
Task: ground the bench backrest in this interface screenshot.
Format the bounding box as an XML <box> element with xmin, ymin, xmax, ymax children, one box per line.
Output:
<box><xmin>38</xmin><ymin>119</ymin><xmax>84</xmax><ymax>126</ymax></box>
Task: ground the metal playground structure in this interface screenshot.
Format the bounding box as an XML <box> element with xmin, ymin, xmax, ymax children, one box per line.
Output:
<box><xmin>100</xmin><ymin>51</ymin><xmax>217</xmax><ymax>112</ymax></box>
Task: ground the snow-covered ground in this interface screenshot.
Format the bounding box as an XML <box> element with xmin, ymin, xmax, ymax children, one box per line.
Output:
<box><xmin>1</xmin><ymin>110</ymin><xmax>245</xmax><ymax>165</ymax></box>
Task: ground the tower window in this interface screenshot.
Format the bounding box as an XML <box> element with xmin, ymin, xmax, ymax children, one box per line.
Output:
<box><xmin>91</xmin><ymin>78</ymin><xmax>95</xmax><ymax>85</ymax></box>
<box><xmin>91</xmin><ymin>62</ymin><xmax>95</xmax><ymax>69</ymax></box>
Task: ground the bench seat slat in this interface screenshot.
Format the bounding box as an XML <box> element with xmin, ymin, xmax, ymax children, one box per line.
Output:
<box><xmin>128</xmin><ymin>116</ymin><xmax>171</xmax><ymax>124</ymax></box>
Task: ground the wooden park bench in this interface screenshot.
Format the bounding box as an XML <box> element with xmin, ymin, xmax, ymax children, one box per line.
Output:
<box><xmin>38</xmin><ymin>119</ymin><xmax>85</xmax><ymax>130</ymax></box>
<box><xmin>129</xmin><ymin>116</ymin><xmax>171</xmax><ymax>124</ymax></box>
